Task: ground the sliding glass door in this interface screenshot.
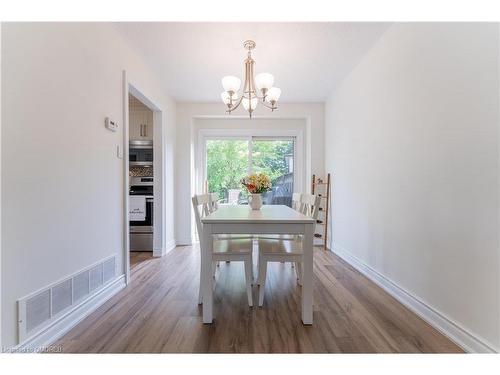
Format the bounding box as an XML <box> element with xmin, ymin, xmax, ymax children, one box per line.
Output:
<box><xmin>205</xmin><ymin>137</ymin><xmax>295</xmax><ymax>207</ymax></box>
<box><xmin>252</xmin><ymin>138</ymin><xmax>294</xmax><ymax>206</ymax></box>
<box><xmin>206</xmin><ymin>139</ymin><xmax>249</xmax><ymax>204</ymax></box>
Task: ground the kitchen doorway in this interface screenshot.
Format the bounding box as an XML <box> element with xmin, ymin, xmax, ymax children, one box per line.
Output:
<box><xmin>123</xmin><ymin>72</ymin><xmax>165</xmax><ymax>284</ymax></box>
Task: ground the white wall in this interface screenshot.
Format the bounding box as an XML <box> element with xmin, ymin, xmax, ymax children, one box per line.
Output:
<box><xmin>1</xmin><ymin>23</ymin><xmax>176</xmax><ymax>348</ymax></box>
<box><xmin>0</xmin><ymin>23</ymin><xmax>3</xmax><ymax>348</ymax></box>
<box><xmin>175</xmin><ymin>102</ymin><xmax>324</xmax><ymax>244</ymax></box>
<box><xmin>325</xmin><ymin>23</ymin><xmax>499</xmax><ymax>351</ymax></box>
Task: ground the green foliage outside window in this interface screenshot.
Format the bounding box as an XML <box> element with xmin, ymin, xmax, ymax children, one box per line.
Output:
<box><xmin>253</xmin><ymin>140</ymin><xmax>293</xmax><ymax>180</ymax></box>
<box><xmin>206</xmin><ymin>140</ymin><xmax>248</xmax><ymax>200</ymax></box>
<box><xmin>206</xmin><ymin>139</ymin><xmax>293</xmax><ymax>201</ymax></box>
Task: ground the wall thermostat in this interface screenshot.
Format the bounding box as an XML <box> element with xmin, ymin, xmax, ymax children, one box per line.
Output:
<box><xmin>105</xmin><ymin>117</ymin><xmax>118</xmax><ymax>132</ymax></box>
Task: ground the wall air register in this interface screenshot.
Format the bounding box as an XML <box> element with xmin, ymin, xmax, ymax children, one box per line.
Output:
<box><xmin>17</xmin><ymin>255</ymin><xmax>117</xmax><ymax>345</ymax></box>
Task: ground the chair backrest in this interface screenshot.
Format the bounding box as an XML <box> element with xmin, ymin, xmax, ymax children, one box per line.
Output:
<box><xmin>209</xmin><ymin>192</ymin><xmax>219</xmax><ymax>213</ymax></box>
<box><xmin>291</xmin><ymin>193</ymin><xmax>302</xmax><ymax>212</ymax></box>
<box><xmin>227</xmin><ymin>189</ymin><xmax>240</xmax><ymax>205</ymax></box>
<box><xmin>300</xmin><ymin>193</ymin><xmax>321</xmax><ymax>222</ymax></box>
<box><xmin>192</xmin><ymin>194</ymin><xmax>211</xmax><ymax>239</ymax></box>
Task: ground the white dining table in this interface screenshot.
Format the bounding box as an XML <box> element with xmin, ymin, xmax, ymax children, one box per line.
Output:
<box><xmin>200</xmin><ymin>204</ymin><xmax>315</xmax><ymax>324</ymax></box>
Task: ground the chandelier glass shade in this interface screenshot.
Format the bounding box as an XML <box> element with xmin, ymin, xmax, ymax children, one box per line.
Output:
<box><xmin>221</xmin><ymin>40</ymin><xmax>281</xmax><ymax>118</ymax></box>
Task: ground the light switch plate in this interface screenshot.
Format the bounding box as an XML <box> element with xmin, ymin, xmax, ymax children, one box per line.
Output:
<box><xmin>117</xmin><ymin>145</ymin><xmax>123</xmax><ymax>159</ymax></box>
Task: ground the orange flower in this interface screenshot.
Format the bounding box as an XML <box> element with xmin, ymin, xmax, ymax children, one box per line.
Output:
<box><xmin>241</xmin><ymin>173</ymin><xmax>271</xmax><ymax>194</ymax></box>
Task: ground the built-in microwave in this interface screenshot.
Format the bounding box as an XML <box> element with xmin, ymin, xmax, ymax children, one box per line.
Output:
<box><xmin>129</xmin><ymin>140</ymin><xmax>153</xmax><ymax>166</ymax></box>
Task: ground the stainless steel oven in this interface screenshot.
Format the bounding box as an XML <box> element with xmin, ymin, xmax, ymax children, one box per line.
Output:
<box><xmin>129</xmin><ymin>177</ymin><xmax>153</xmax><ymax>251</ymax></box>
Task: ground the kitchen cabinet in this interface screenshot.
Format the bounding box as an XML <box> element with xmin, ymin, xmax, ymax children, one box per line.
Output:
<box><xmin>129</xmin><ymin>109</ymin><xmax>153</xmax><ymax>141</ymax></box>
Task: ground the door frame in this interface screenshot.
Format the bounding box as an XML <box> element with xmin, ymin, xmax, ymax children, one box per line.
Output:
<box><xmin>122</xmin><ymin>71</ymin><xmax>166</xmax><ymax>284</ymax></box>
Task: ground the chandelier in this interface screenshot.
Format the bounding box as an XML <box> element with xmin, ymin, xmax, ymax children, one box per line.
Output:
<box><xmin>221</xmin><ymin>40</ymin><xmax>281</xmax><ymax>118</ymax></box>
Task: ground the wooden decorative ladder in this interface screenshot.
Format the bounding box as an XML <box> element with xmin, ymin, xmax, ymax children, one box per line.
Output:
<box><xmin>311</xmin><ymin>173</ymin><xmax>331</xmax><ymax>250</ymax></box>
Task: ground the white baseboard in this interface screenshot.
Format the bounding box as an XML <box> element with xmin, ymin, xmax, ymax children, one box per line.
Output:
<box><xmin>332</xmin><ymin>242</ymin><xmax>497</xmax><ymax>353</ymax></box>
<box><xmin>165</xmin><ymin>239</ymin><xmax>177</xmax><ymax>254</ymax></box>
<box><xmin>153</xmin><ymin>239</ymin><xmax>177</xmax><ymax>257</ymax></box>
<box><xmin>176</xmin><ymin>237</ymin><xmax>193</xmax><ymax>246</ymax></box>
<box><xmin>11</xmin><ymin>275</ymin><xmax>126</xmax><ymax>352</ymax></box>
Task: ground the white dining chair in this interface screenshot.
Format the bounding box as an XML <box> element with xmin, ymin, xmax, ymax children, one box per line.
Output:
<box><xmin>256</xmin><ymin>193</ymin><xmax>320</xmax><ymax>306</ymax></box>
<box><xmin>209</xmin><ymin>192</ymin><xmax>235</xmax><ymax>266</ymax></box>
<box><xmin>299</xmin><ymin>193</ymin><xmax>319</xmax><ymax>217</ymax></box>
<box><xmin>257</xmin><ymin>193</ymin><xmax>302</xmax><ymax>241</ymax></box>
<box><xmin>192</xmin><ymin>193</ymin><xmax>254</xmax><ymax>307</ymax></box>
<box><xmin>209</xmin><ymin>192</ymin><xmax>252</xmax><ymax>241</ymax></box>
<box><xmin>291</xmin><ymin>192</ymin><xmax>303</xmax><ymax>212</ymax></box>
<box><xmin>227</xmin><ymin>189</ymin><xmax>240</xmax><ymax>205</ymax></box>
<box><xmin>208</xmin><ymin>192</ymin><xmax>219</xmax><ymax>213</ymax></box>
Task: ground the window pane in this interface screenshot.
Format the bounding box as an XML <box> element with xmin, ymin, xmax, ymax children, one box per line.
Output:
<box><xmin>206</xmin><ymin>140</ymin><xmax>249</xmax><ymax>204</ymax></box>
<box><xmin>252</xmin><ymin>139</ymin><xmax>294</xmax><ymax>207</ymax></box>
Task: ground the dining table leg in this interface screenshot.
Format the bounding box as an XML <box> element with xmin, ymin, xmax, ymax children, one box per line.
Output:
<box><xmin>202</xmin><ymin>223</ymin><xmax>214</xmax><ymax>323</ymax></box>
<box><xmin>301</xmin><ymin>223</ymin><xmax>314</xmax><ymax>324</ymax></box>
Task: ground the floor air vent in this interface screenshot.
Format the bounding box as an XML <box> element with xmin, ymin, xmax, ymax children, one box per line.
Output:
<box><xmin>18</xmin><ymin>254</ymin><xmax>117</xmax><ymax>344</ymax></box>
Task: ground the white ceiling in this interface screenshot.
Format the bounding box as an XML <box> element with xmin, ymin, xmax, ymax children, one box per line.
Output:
<box><xmin>114</xmin><ymin>22</ymin><xmax>391</xmax><ymax>102</ymax></box>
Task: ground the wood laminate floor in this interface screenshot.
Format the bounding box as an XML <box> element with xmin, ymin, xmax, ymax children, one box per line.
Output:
<box><xmin>54</xmin><ymin>247</ymin><xmax>463</xmax><ymax>353</ymax></box>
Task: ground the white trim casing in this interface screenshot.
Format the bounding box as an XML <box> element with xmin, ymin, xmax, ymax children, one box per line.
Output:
<box><xmin>332</xmin><ymin>242</ymin><xmax>498</xmax><ymax>353</ymax></box>
<box><xmin>0</xmin><ymin>23</ymin><xmax>3</xmax><ymax>349</ymax></box>
<box><xmin>122</xmin><ymin>71</ymin><xmax>131</xmax><ymax>284</ymax></box>
<box><xmin>153</xmin><ymin>110</ymin><xmax>166</xmax><ymax>257</ymax></box>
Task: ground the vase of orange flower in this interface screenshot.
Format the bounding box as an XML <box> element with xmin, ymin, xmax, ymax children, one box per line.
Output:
<box><xmin>241</xmin><ymin>173</ymin><xmax>272</xmax><ymax>210</ymax></box>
